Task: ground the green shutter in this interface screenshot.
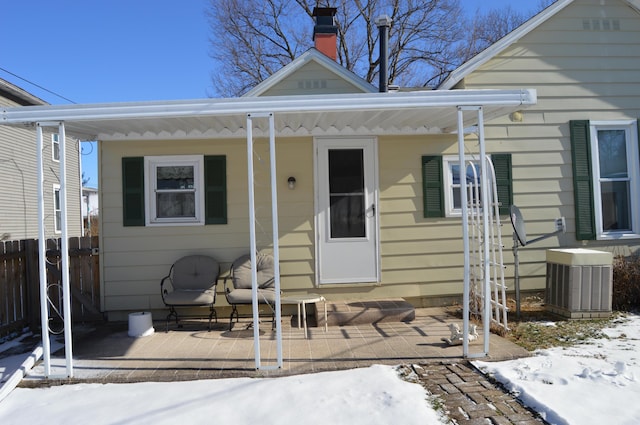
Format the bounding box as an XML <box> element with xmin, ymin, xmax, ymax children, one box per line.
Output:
<box><xmin>122</xmin><ymin>157</ymin><xmax>145</xmax><ymax>226</ymax></box>
<box><xmin>422</xmin><ymin>156</ymin><xmax>444</xmax><ymax>218</ymax></box>
<box><xmin>204</xmin><ymin>155</ymin><xmax>227</xmax><ymax>224</ymax></box>
<box><xmin>492</xmin><ymin>154</ymin><xmax>512</xmax><ymax>216</ymax></box>
<box><xmin>570</xmin><ymin>120</ymin><xmax>596</xmax><ymax>240</ymax></box>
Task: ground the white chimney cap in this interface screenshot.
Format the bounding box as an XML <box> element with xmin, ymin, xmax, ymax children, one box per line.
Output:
<box><xmin>375</xmin><ymin>15</ymin><xmax>392</xmax><ymax>27</ymax></box>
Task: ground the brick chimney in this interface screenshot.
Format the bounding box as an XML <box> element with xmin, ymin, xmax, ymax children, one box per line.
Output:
<box><xmin>313</xmin><ymin>7</ymin><xmax>338</xmax><ymax>61</ymax></box>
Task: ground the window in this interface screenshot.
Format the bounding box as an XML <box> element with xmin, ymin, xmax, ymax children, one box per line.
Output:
<box><xmin>145</xmin><ymin>156</ymin><xmax>204</xmax><ymax>225</ymax></box>
<box><xmin>122</xmin><ymin>155</ymin><xmax>227</xmax><ymax>227</ymax></box>
<box><xmin>422</xmin><ymin>154</ymin><xmax>511</xmax><ymax>218</ymax></box>
<box><xmin>443</xmin><ymin>156</ymin><xmax>482</xmax><ymax>217</ymax></box>
<box><xmin>571</xmin><ymin>120</ymin><xmax>640</xmax><ymax>240</ymax></box>
<box><xmin>53</xmin><ymin>185</ymin><xmax>61</xmax><ymax>233</ymax></box>
<box><xmin>52</xmin><ymin>133</ymin><xmax>60</xmax><ymax>162</ymax></box>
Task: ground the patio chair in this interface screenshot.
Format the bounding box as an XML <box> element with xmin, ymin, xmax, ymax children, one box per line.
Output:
<box><xmin>224</xmin><ymin>252</ymin><xmax>277</xmax><ymax>330</ymax></box>
<box><xmin>161</xmin><ymin>255</ymin><xmax>220</xmax><ymax>331</ymax></box>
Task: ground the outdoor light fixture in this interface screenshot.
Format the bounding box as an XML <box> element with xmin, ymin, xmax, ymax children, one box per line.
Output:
<box><xmin>287</xmin><ymin>176</ymin><xmax>296</xmax><ymax>189</ymax></box>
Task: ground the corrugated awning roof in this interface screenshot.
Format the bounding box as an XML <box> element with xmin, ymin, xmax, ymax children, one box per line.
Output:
<box><xmin>1</xmin><ymin>89</ymin><xmax>536</xmax><ymax>141</ymax></box>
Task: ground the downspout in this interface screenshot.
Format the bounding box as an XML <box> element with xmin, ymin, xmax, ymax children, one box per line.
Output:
<box><xmin>375</xmin><ymin>15</ymin><xmax>392</xmax><ymax>93</ymax></box>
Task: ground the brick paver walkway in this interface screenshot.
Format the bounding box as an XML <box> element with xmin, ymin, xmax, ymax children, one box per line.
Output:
<box><xmin>406</xmin><ymin>362</ymin><xmax>547</xmax><ymax>425</ymax></box>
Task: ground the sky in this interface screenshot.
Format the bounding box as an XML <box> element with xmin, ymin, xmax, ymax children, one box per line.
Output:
<box><xmin>1</xmin><ymin>313</ymin><xmax>638</xmax><ymax>424</ymax></box>
<box><xmin>1</xmin><ymin>0</ymin><xmax>541</xmax><ymax>188</ymax></box>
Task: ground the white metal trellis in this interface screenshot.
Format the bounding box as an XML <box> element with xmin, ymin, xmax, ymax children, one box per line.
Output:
<box><xmin>468</xmin><ymin>157</ymin><xmax>509</xmax><ymax>335</ymax></box>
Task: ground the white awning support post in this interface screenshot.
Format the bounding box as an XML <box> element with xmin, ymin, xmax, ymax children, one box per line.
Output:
<box><xmin>457</xmin><ymin>108</ymin><xmax>471</xmax><ymax>358</ymax></box>
<box><xmin>58</xmin><ymin>122</ymin><xmax>74</xmax><ymax>377</ymax></box>
<box><xmin>459</xmin><ymin>106</ymin><xmax>490</xmax><ymax>359</ymax></box>
<box><xmin>36</xmin><ymin>122</ymin><xmax>74</xmax><ymax>378</ymax></box>
<box><xmin>477</xmin><ymin>107</ymin><xmax>492</xmax><ymax>356</ymax></box>
<box><xmin>36</xmin><ymin>124</ymin><xmax>51</xmax><ymax>377</ymax></box>
<box><xmin>266</xmin><ymin>113</ymin><xmax>284</xmax><ymax>369</ymax></box>
<box><xmin>246</xmin><ymin>113</ymin><xmax>283</xmax><ymax>370</ymax></box>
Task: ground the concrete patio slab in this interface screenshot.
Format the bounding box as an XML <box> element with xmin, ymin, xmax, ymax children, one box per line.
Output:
<box><xmin>21</xmin><ymin>307</ymin><xmax>530</xmax><ymax>385</ymax></box>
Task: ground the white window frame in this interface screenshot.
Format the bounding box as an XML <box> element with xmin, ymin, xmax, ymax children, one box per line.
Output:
<box><xmin>590</xmin><ymin>120</ymin><xmax>640</xmax><ymax>240</ymax></box>
<box><xmin>443</xmin><ymin>155</ymin><xmax>484</xmax><ymax>217</ymax></box>
<box><xmin>53</xmin><ymin>184</ymin><xmax>62</xmax><ymax>233</ymax></box>
<box><xmin>52</xmin><ymin>133</ymin><xmax>60</xmax><ymax>162</ymax></box>
<box><xmin>144</xmin><ymin>155</ymin><xmax>205</xmax><ymax>226</ymax></box>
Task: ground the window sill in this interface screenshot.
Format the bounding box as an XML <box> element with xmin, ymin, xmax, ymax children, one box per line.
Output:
<box><xmin>597</xmin><ymin>232</ymin><xmax>640</xmax><ymax>241</ymax></box>
<box><xmin>146</xmin><ymin>221</ymin><xmax>204</xmax><ymax>227</ymax></box>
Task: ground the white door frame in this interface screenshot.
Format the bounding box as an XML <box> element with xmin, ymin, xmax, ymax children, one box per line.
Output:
<box><xmin>314</xmin><ymin>136</ymin><xmax>380</xmax><ymax>285</ymax></box>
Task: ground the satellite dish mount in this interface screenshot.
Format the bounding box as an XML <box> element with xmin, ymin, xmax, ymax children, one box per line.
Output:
<box><xmin>509</xmin><ymin>205</ymin><xmax>566</xmax><ymax>319</ymax></box>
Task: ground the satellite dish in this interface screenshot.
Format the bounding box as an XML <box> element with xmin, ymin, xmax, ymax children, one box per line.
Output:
<box><xmin>510</xmin><ymin>205</ymin><xmax>527</xmax><ymax>247</ymax></box>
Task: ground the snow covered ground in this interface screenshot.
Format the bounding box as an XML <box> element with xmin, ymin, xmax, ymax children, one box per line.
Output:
<box><xmin>0</xmin><ymin>313</ymin><xmax>638</xmax><ymax>424</ymax></box>
<box><xmin>474</xmin><ymin>313</ymin><xmax>640</xmax><ymax>425</ymax></box>
<box><xmin>0</xmin><ymin>363</ymin><xmax>444</xmax><ymax>425</ymax></box>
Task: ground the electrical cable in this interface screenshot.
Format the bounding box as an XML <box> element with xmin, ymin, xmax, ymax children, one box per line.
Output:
<box><xmin>0</xmin><ymin>66</ymin><xmax>76</xmax><ymax>104</ymax></box>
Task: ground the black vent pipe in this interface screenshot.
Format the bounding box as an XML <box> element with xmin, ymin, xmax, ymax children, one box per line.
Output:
<box><xmin>375</xmin><ymin>15</ymin><xmax>392</xmax><ymax>93</ymax></box>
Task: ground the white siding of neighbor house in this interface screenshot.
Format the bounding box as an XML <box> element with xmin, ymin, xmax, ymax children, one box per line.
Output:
<box><xmin>459</xmin><ymin>0</ymin><xmax>640</xmax><ymax>291</ymax></box>
<box><xmin>0</xmin><ymin>95</ymin><xmax>82</xmax><ymax>240</ymax></box>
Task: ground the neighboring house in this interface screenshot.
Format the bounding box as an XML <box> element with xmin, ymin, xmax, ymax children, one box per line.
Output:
<box><xmin>82</xmin><ymin>186</ymin><xmax>99</xmax><ymax>235</ymax></box>
<box><xmin>0</xmin><ymin>78</ymin><xmax>82</xmax><ymax>241</ymax></box>
<box><xmin>2</xmin><ymin>0</ymin><xmax>636</xmax><ymax>322</ymax></box>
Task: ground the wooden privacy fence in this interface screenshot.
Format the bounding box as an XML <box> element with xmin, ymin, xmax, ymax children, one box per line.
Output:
<box><xmin>0</xmin><ymin>236</ymin><xmax>100</xmax><ymax>338</ymax></box>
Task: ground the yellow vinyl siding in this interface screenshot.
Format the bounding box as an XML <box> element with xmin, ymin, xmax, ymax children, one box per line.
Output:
<box><xmin>460</xmin><ymin>0</ymin><xmax>640</xmax><ymax>291</ymax></box>
<box><xmin>100</xmin><ymin>137</ymin><xmax>317</xmax><ymax>314</ymax></box>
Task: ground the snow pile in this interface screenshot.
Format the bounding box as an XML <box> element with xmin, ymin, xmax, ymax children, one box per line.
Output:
<box><xmin>474</xmin><ymin>314</ymin><xmax>640</xmax><ymax>425</ymax></box>
<box><xmin>0</xmin><ymin>364</ymin><xmax>444</xmax><ymax>425</ymax></box>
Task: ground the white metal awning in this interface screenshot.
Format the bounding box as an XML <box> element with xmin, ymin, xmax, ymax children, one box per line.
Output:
<box><xmin>1</xmin><ymin>88</ymin><xmax>537</xmax><ymax>373</ymax></box>
<box><xmin>2</xmin><ymin>89</ymin><xmax>536</xmax><ymax>140</ymax></box>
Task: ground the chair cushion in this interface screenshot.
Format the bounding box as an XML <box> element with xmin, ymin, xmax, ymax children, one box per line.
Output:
<box><xmin>231</xmin><ymin>253</ymin><xmax>274</xmax><ymax>290</ymax></box>
<box><xmin>172</xmin><ymin>255</ymin><xmax>220</xmax><ymax>291</ymax></box>
<box><xmin>226</xmin><ymin>288</ymin><xmax>276</xmax><ymax>304</ymax></box>
<box><xmin>163</xmin><ymin>289</ymin><xmax>215</xmax><ymax>306</ymax></box>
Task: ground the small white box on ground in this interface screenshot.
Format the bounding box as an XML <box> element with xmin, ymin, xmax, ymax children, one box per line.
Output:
<box><xmin>128</xmin><ymin>311</ymin><xmax>155</xmax><ymax>337</ymax></box>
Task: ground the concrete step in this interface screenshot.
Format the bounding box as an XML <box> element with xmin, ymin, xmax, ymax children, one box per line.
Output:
<box><xmin>315</xmin><ymin>298</ymin><xmax>415</xmax><ymax>327</ymax></box>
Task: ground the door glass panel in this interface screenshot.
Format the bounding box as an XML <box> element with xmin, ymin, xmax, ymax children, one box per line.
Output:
<box><xmin>328</xmin><ymin>149</ymin><xmax>365</xmax><ymax>238</ymax></box>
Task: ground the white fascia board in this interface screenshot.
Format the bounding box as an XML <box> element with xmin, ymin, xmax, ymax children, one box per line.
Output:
<box><xmin>1</xmin><ymin>89</ymin><xmax>536</xmax><ymax>125</ymax></box>
<box><xmin>439</xmin><ymin>0</ymin><xmax>574</xmax><ymax>90</ymax></box>
<box><xmin>244</xmin><ymin>49</ymin><xmax>376</xmax><ymax>97</ymax></box>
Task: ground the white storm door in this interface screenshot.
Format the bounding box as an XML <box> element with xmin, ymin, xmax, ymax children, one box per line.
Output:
<box><xmin>315</xmin><ymin>137</ymin><xmax>379</xmax><ymax>284</ymax></box>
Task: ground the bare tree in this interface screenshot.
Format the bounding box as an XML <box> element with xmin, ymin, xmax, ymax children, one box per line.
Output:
<box><xmin>207</xmin><ymin>0</ymin><xmax>466</xmax><ymax>96</ymax></box>
<box><xmin>457</xmin><ymin>0</ymin><xmax>557</xmax><ymax>64</ymax></box>
<box><xmin>207</xmin><ymin>0</ymin><xmax>557</xmax><ymax>96</ymax></box>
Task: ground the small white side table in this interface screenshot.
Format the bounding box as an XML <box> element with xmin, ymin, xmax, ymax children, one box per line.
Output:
<box><xmin>281</xmin><ymin>294</ymin><xmax>328</xmax><ymax>338</ymax></box>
